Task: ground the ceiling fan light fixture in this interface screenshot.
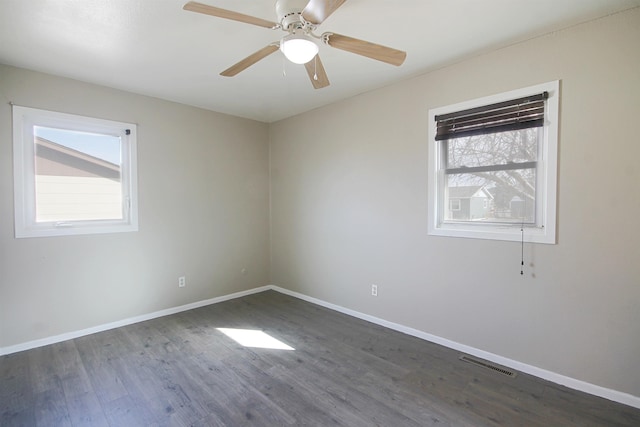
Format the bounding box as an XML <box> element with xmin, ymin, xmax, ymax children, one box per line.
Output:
<box><xmin>280</xmin><ymin>33</ymin><xmax>318</xmax><ymax>64</ymax></box>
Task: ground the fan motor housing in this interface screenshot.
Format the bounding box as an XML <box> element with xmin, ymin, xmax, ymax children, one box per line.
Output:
<box><xmin>275</xmin><ymin>0</ymin><xmax>308</xmax><ymax>29</ymax></box>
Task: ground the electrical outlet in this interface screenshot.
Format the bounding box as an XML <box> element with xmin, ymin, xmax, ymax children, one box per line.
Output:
<box><xmin>371</xmin><ymin>284</ymin><xmax>378</xmax><ymax>297</ymax></box>
<box><xmin>178</xmin><ymin>276</ymin><xmax>186</xmax><ymax>288</ymax></box>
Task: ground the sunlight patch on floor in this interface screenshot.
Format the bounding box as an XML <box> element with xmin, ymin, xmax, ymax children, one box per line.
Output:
<box><xmin>217</xmin><ymin>328</ymin><xmax>295</xmax><ymax>350</ymax></box>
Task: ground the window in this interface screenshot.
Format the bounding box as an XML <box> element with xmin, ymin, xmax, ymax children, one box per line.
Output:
<box><xmin>12</xmin><ymin>105</ymin><xmax>138</xmax><ymax>238</ymax></box>
<box><xmin>427</xmin><ymin>81</ymin><xmax>559</xmax><ymax>243</ymax></box>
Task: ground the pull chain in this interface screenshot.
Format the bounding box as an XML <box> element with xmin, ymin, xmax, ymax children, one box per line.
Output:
<box><xmin>313</xmin><ymin>56</ymin><xmax>318</xmax><ymax>81</ymax></box>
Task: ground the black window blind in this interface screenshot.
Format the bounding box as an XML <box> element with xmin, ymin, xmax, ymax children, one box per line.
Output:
<box><xmin>435</xmin><ymin>92</ymin><xmax>548</xmax><ymax>141</ymax></box>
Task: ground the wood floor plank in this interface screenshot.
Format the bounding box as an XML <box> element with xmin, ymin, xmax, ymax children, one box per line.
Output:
<box><xmin>186</xmin><ymin>350</ymin><xmax>297</xmax><ymax>426</ymax></box>
<box><xmin>101</xmin><ymin>394</ymin><xmax>157</xmax><ymax>426</ymax></box>
<box><xmin>0</xmin><ymin>407</ymin><xmax>36</xmax><ymax>427</ymax></box>
<box><xmin>2</xmin><ymin>289</ymin><xmax>640</xmax><ymax>426</ymax></box>
<box><xmin>222</xmin><ymin>353</ymin><xmax>349</xmax><ymax>425</ymax></box>
<box><xmin>73</xmin><ymin>336</ymin><xmax>129</xmax><ymax>405</ymax></box>
<box><xmin>122</xmin><ymin>348</ymin><xmax>211</xmax><ymax>424</ymax></box>
<box><xmin>0</xmin><ymin>352</ymin><xmax>34</xmax><ymax>417</ymax></box>
<box><xmin>64</xmin><ymin>390</ymin><xmax>110</xmax><ymax>427</ymax></box>
<box><xmin>33</xmin><ymin>387</ymin><xmax>72</xmax><ymax>427</ymax></box>
<box><xmin>1</xmin><ymin>354</ymin><xmax>36</xmax><ymax>427</ymax></box>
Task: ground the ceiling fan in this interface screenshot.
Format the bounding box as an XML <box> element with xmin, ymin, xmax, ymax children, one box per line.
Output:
<box><xmin>183</xmin><ymin>0</ymin><xmax>407</xmax><ymax>89</ymax></box>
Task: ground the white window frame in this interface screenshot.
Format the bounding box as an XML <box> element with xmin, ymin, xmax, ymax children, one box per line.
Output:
<box><xmin>12</xmin><ymin>105</ymin><xmax>138</xmax><ymax>238</ymax></box>
<box><xmin>427</xmin><ymin>81</ymin><xmax>559</xmax><ymax>244</ymax></box>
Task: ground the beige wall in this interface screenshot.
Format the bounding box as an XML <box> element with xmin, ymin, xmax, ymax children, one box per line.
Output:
<box><xmin>0</xmin><ymin>64</ymin><xmax>270</xmax><ymax>348</ymax></box>
<box><xmin>270</xmin><ymin>9</ymin><xmax>640</xmax><ymax>397</ymax></box>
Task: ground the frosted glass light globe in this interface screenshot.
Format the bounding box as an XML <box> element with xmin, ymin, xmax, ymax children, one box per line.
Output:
<box><xmin>281</xmin><ymin>34</ymin><xmax>319</xmax><ymax>64</ymax></box>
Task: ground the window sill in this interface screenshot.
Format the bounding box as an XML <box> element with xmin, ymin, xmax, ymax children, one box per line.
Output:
<box><xmin>15</xmin><ymin>221</ymin><xmax>138</xmax><ymax>239</ymax></box>
<box><xmin>428</xmin><ymin>223</ymin><xmax>555</xmax><ymax>244</ymax></box>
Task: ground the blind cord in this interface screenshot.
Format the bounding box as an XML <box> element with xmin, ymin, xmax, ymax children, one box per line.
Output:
<box><xmin>520</xmin><ymin>196</ymin><xmax>525</xmax><ymax>276</ymax></box>
<box><xmin>521</xmin><ymin>225</ymin><xmax>524</xmax><ymax>275</ymax></box>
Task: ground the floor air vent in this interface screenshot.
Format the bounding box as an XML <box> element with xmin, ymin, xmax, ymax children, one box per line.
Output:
<box><xmin>459</xmin><ymin>355</ymin><xmax>517</xmax><ymax>378</ymax></box>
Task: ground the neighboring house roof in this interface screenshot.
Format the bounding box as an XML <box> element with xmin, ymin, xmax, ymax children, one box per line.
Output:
<box><xmin>35</xmin><ymin>137</ymin><xmax>120</xmax><ymax>180</ymax></box>
<box><xmin>448</xmin><ymin>186</ymin><xmax>493</xmax><ymax>199</ymax></box>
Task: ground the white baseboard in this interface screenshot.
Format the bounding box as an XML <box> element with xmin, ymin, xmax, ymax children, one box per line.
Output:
<box><xmin>0</xmin><ymin>285</ymin><xmax>271</xmax><ymax>356</ymax></box>
<box><xmin>2</xmin><ymin>283</ymin><xmax>639</xmax><ymax>409</ymax></box>
<box><xmin>270</xmin><ymin>285</ymin><xmax>640</xmax><ymax>410</ymax></box>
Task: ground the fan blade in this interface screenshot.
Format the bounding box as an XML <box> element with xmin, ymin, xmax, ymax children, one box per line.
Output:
<box><xmin>324</xmin><ymin>32</ymin><xmax>406</xmax><ymax>66</ymax></box>
<box><xmin>183</xmin><ymin>1</ymin><xmax>278</xmax><ymax>29</ymax></box>
<box><xmin>220</xmin><ymin>45</ymin><xmax>280</xmax><ymax>77</ymax></box>
<box><xmin>304</xmin><ymin>55</ymin><xmax>330</xmax><ymax>89</ymax></box>
<box><xmin>302</xmin><ymin>0</ymin><xmax>346</xmax><ymax>25</ymax></box>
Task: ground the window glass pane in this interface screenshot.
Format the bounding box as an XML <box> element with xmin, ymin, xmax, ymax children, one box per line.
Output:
<box><xmin>446</xmin><ymin>128</ymin><xmax>538</xmax><ymax>169</ymax></box>
<box><xmin>33</xmin><ymin>126</ymin><xmax>122</xmax><ymax>222</ymax></box>
<box><xmin>444</xmin><ymin>170</ymin><xmax>536</xmax><ymax>223</ymax></box>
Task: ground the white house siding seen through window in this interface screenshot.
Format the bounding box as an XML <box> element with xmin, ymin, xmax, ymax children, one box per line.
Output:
<box><xmin>34</xmin><ymin>127</ymin><xmax>123</xmax><ymax>222</ymax></box>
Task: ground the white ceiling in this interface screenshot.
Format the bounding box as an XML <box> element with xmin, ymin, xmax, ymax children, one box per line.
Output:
<box><xmin>1</xmin><ymin>0</ymin><xmax>638</xmax><ymax>123</ymax></box>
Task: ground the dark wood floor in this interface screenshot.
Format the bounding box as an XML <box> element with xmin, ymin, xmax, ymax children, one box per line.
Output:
<box><xmin>2</xmin><ymin>290</ymin><xmax>640</xmax><ymax>426</ymax></box>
